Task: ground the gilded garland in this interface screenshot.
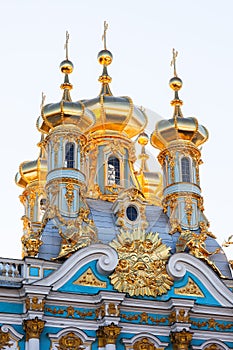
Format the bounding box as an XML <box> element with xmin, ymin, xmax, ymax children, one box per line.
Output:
<box><xmin>110</xmin><ymin>229</ymin><xmax>173</xmax><ymax>297</ymax></box>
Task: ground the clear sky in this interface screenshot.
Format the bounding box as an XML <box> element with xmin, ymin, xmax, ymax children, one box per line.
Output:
<box><xmin>0</xmin><ymin>0</ymin><xmax>233</xmax><ymax>259</ymax></box>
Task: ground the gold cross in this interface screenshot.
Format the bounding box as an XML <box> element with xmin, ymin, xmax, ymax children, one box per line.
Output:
<box><xmin>40</xmin><ymin>92</ymin><xmax>46</xmax><ymax>110</ymax></box>
<box><xmin>102</xmin><ymin>21</ymin><xmax>108</xmax><ymax>50</ymax></box>
<box><xmin>64</xmin><ymin>31</ymin><xmax>70</xmax><ymax>60</ymax></box>
<box><xmin>171</xmin><ymin>48</ymin><xmax>178</xmax><ymax>77</ymax></box>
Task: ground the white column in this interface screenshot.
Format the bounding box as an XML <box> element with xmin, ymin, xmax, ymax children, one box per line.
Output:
<box><xmin>106</xmin><ymin>344</ymin><xmax>115</xmax><ymax>350</ymax></box>
<box><xmin>24</xmin><ymin>317</ymin><xmax>45</xmax><ymax>350</ymax></box>
<box><xmin>28</xmin><ymin>338</ymin><xmax>39</xmax><ymax>350</ymax></box>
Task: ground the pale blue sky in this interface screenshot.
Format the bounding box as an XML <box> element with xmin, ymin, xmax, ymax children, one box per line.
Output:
<box><xmin>0</xmin><ymin>0</ymin><xmax>233</xmax><ymax>258</ymax></box>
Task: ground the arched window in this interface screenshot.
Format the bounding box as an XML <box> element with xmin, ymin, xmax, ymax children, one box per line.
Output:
<box><xmin>107</xmin><ymin>156</ymin><xmax>120</xmax><ymax>185</ymax></box>
<box><xmin>181</xmin><ymin>157</ymin><xmax>191</xmax><ymax>182</ymax></box>
<box><xmin>65</xmin><ymin>142</ymin><xmax>75</xmax><ymax>168</ymax></box>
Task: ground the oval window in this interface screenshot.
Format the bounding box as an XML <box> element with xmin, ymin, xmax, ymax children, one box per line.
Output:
<box><xmin>126</xmin><ymin>205</ymin><xmax>138</xmax><ymax>221</ymax></box>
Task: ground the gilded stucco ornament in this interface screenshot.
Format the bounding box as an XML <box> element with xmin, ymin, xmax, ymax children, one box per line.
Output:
<box><xmin>170</xmin><ymin>329</ymin><xmax>192</xmax><ymax>350</ymax></box>
<box><xmin>23</xmin><ymin>317</ymin><xmax>45</xmax><ymax>341</ymax></box>
<box><xmin>55</xmin><ymin>206</ymin><xmax>97</xmax><ymax>259</ymax></box>
<box><xmin>176</xmin><ymin>231</ymin><xmax>226</xmax><ymax>278</ymax></box>
<box><xmin>110</xmin><ymin>228</ymin><xmax>173</xmax><ymax>297</ymax></box>
<box><xmin>57</xmin><ymin>332</ymin><xmax>82</xmax><ymax>350</ymax></box>
<box><xmin>133</xmin><ymin>338</ymin><xmax>158</xmax><ymax>350</ymax></box>
<box><xmin>0</xmin><ymin>330</ymin><xmax>13</xmax><ymax>349</ymax></box>
<box><xmin>21</xmin><ymin>216</ymin><xmax>42</xmax><ymax>258</ymax></box>
<box><xmin>25</xmin><ymin>297</ymin><xmax>45</xmax><ymax>312</ymax></box>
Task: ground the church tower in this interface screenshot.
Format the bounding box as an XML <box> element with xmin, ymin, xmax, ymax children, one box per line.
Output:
<box><xmin>36</xmin><ymin>33</ymin><xmax>97</xmax><ymax>260</ymax></box>
<box><xmin>151</xmin><ymin>49</ymin><xmax>210</xmax><ymax>238</ymax></box>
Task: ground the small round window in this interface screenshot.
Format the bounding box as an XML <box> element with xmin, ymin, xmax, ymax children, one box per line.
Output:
<box><xmin>126</xmin><ymin>205</ymin><xmax>138</xmax><ymax>222</ymax></box>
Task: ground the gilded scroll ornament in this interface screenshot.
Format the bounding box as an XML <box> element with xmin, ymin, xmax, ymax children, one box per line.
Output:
<box><xmin>133</xmin><ymin>338</ymin><xmax>157</xmax><ymax>350</ymax></box>
<box><xmin>110</xmin><ymin>228</ymin><xmax>173</xmax><ymax>297</ymax></box>
<box><xmin>191</xmin><ymin>317</ymin><xmax>233</xmax><ymax>330</ymax></box>
<box><xmin>0</xmin><ymin>330</ymin><xmax>13</xmax><ymax>349</ymax></box>
<box><xmin>57</xmin><ymin>332</ymin><xmax>82</xmax><ymax>350</ymax></box>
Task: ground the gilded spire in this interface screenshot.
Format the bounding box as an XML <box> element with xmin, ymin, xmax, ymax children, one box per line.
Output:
<box><xmin>138</xmin><ymin>131</ymin><xmax>149</xmax><ymax>172</ymax></box>
<box><xmin>60</xmin><ymin>31</ymin><xmax>73</xmax><ymax>102</ymax></box>
<box><xmin>97</xmin><ymin>21</ymin><xmax>113</xmax><ymax>96</ymax></box>
<box><xmin>169</xmin><ymin>48</ymin><xmax>183</xmax><ymax>118</ymax></box>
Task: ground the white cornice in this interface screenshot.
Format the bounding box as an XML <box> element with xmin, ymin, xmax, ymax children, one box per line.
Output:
<box><xmin>33</xmin><ymin>244</ymin><xmax>118</xmax><ymax>289</ymax></box>
<box><xmin>167</xmin><ymin>253</ymin><xmax>233</xmax><ymax>307</ymax></box>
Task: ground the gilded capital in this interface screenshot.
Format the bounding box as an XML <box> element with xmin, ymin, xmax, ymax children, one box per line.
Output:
<box><xmin>103</xmin><ymin>323</ymin><xmax>121</xmax><ymax>345</ymax></box>
<box><xmin>171</xmin><ymin>330</ymin><xmax>192</xmax><ymax>350</ymax></box>
<box><xmin>96</xmin><ymin>326</ymin><xmax>106</xmax><ymax>347</ymax></box>
<box><xmin>23</xmin><ymin>317</ymin><xmax>45</xmax><ymax>341</ymax></box>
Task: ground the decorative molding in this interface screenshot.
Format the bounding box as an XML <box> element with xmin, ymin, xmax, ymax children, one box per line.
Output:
<box><xmin>174</xmin><ymin>277</ymin><xmax>204</xmax><ymax>297</ymax></box>
<box><xmin>23</xmin><ymin>317</ymin><xmax>45</xmax><ymax>341</ymax></box>
<box><xmin>167</xmin><ymin>253</ymin><xmax>233</xmax><ymax>306</ymax></box>
<box><xmin>56</xmin><ymin>332</ymin><xmax>82</xmax><ymax>350</ymax></box>
<box><xmin>192</xmin><ymin>339</ymin><xmax>230</xmax><ymax>350</ymax></box>
<box><xmin>26</xmin><ymin>296</ymin><xmax>45</xmax><ymax>311</ymax></box>
<box><xmin>48</xmin><ymin>327</ymin><xmax>95</xmax><ymax>350</ymax></box>
<box><xmin>122</xmin><ymin>333</ymin><xmax>169</xmax><ymax>349</ymax></box>
<box><xmin>34</xmin><ymin>244</ymin><xmax>118</xmax><ymax>289</ymax></box>
<box><xmin>102</xmin><ymin>323</ymin><xmax>121</xmax><ymax>345</ymax></box>
<box><xmin>73</xmin><ymin>267</ymin><xmax>107</xmax><ymax>288</ymax></box>
<box><xmin>110</xmin><ymin>229</ymin><xmax>173</xmax><ymax>297</ymax></box>
<box><xmin>170</xmin><ymin>330</ymin><xmax>192</xmax><ymax>350</ymax></box>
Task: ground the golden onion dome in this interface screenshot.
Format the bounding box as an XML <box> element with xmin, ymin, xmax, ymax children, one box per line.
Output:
<box><xmin>151</xmin><ymin>115</ymin><xmax>209</xmax><ymax>150</ymax></box>
<box><xmin>84</xmin><ymin>95</ymin><xmax>147</xmax><ymax>138</ymax></box>
<box><xmin>83</xmin><ymin>22</ymin><xmax>147</xmax><ymax>138</ymax></box>
<box><xmin>151</xmin><ymin>49</ymin><xmax>208</xmax><ymax>150</ymax></box>
<box><xmin>83</xmin><ymin>48</ymin><xmax>147</xmax><ymax>138</ymax></box>
<box><xmin>15</xmin><ymin>136</ymin><xmax>47</xmax><ymax>188</ymax></box>
<box><xmin>37</xmin><ymin>59</ymin><xmax>95</xmax><ymax>134</ymax></box>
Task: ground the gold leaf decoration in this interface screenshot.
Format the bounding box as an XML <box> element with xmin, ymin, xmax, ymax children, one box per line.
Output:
<box><xmin>57</xmin><ymin>332</ymin><xmax>82</xmax><ymax>350</ymax></box>
<box><xmin>73</xmin><ymin>267</ymin><xmax>107</xmax><ymax>288</ymax></box>
<box><xmin>175</xmin><ymin>277</ymin><xmax>204</xmax><ymax>297</ymax></box>
<box><xmin>110</xmin><ymin>229</ymin><xmax>173</xmax><ymax>297</ymax></box>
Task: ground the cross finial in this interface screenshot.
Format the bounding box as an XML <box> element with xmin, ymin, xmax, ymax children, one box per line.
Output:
<box><xmin>102</xmin><ymin>21</ymin><xmax>108</xmax><ymax>50</ymax></box>
<box><xmin>40</xmin><ymin>92</ymin><xmax>46</xmax><ymax>111</ymax></box>
<box><xmin>171</xmin><ymin>48</ymin><xmax>178</xmax><ymax>77</ymax></box>
<box><xmin>64</xmin><ymin>31</ymin><xmax>70</xmax><ymax>60</ymax></box>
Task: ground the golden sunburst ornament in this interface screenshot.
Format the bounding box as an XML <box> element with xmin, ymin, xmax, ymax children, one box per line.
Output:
<box><xmin>110</xmin><ymin>229</ymin><xmax>173</xmax><ymax>297</ymax></box>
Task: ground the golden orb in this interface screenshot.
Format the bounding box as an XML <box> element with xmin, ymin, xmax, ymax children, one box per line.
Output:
<box><xmin>138</xmin><ymin>132</ymin><xmax>149</xmax><ymax>146</ymax></box>
<box><xmin>97</xmin><ymin>49</ymin><xmax>113</xmax><ymax>66</ymax></box>
<box><xmin>60</xmin><ymin>59</ymin><xmax>74</xmax><ymax>74</ymax></box>
<box><xmin>169</xmin><ymin>77</ymin><xmax>183</xmax><ymax>91</ymax></box>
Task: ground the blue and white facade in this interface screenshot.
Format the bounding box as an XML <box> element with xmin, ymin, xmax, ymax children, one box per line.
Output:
<box><xmin>1</xmin><ymin>34</ymin><xmax>232</xmax><ymax>350</ymax></box>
